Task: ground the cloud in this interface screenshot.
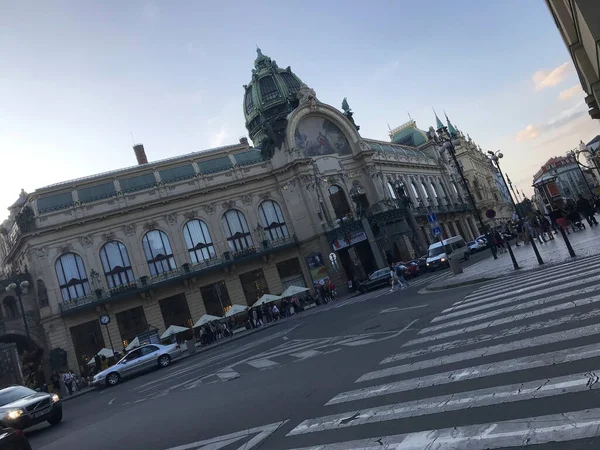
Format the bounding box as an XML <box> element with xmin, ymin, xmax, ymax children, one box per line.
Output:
<box><xmin>532</xmin><ymin>62</ymin><xmax>572</xmax><ymax>91</ymax></box>
<box><xmin>515</xmin><ymin>124</ymin><xmax>540</xmax><ymax>141</ymax></box>
<box><xmin>142</xmin><ymin>2</ymin><xmax>160</xmax><ymax>23</ymax></box>
<box><xmin>209</xmin><ymin>127</ymin><xmax>228</xmax><ymax>147</ymax></box>
<box><xmin>558</xmin><ymin>84</ymin><xmax>582</xmax><ymax>101</ymax></box>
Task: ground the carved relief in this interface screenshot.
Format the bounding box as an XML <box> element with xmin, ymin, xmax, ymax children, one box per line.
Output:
<box><xmin>143</xmin><ymin>221</ymin><xmax>159</xmax><ymax>231</ymax></box>
<box><xmin>222</xmin><ymin>200</ymin><xmax>236</xmax><ymax>210</ymax></box>
<box><xmin>79</xmin><ymin>235</ymin><xmax>93</xmax><ymax>247</ymax></box>
<box><xmin>183</xmin><ymin>210</ymin><xmax>198</xmax><ymax>220</ymax></box>
<box><xmin>297</xmin><ymin>84</ymin><xmax>318</xmax><ymax>111</ymax></box>
<box><xmin>122</xmin><ymin>224</ymin><xmax>136</xmax><ymax>236</ymax></box>
<box><xmin>241</xmin><ymin>194</ymin><xmax>252</xmax><ymax>205</ymax></box>
<box><xmin>359</xmin><ymin>141</ymin><xmax>370</xmax><ymax>152</ymax></box>
<box><xmin>33</xmin><ymin>247</ymin><xmax>48</xmax><ymax>259</ymax></box>
<box><xmin>58</xmin><ymin>244</ymin><xmax>73</xmax><ymax>254</ymax></box>
<box><xmin>258</xmin><ymin>192</ymin><xmax>271</xmax><ymax>200</ymax></box>
<box><xmin>203</xmin><ymin>203</ymin><xmax>216</xmax><ymax>215</ymax></box>
<box><xmin>101</xmin><ymin>232</ymin><xmax>116</xmax><ymax>242</ymax></box>
<box><xmin>164</xmin><ymin>213</ymin><xmax>177</xmax><ymax>225</ymax></box>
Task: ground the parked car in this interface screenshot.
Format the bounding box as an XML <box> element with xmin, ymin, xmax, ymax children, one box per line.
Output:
<box><xmin>426</xmin><ymin>236</ymin><xmax>469</xmax><ymax>270</ymax></box>
<box><xmin>0</xmin><ymin>386</ymin><xmax>62</xmax><ymax>430</ymax></box>
<box><xmin>357</xmin><ymin>268</ymin><xmax>391</xmax><ymax>293</ymax></box>
<box><xmin>399</xmin><ymin>262</ymin><xmax>420</xmax><ymax>278</ymax></box>
<box><xmin>411</xmin><ymin>257</ymin><xmax>428</xmax><ymax>273</ymax></box>
<box><xmin>467</xmin><ymin>240</ymin><xmax>485</xmax><ymax>253</ymax></box>
<box><xmin>0</xmin><ymin>427</ymin><xmax>31</xmax><ymax>450</ymax></box>
<box><xmin>92</xmin><ymin>343</ymin><xmax>183</xmax><ymax>387</ymax></box>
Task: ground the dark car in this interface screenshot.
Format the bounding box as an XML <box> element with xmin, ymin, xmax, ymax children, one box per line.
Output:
<box><xmin>0</xmin><ymin>427</ymin><xmax>31</xmax><ymax>450</ymax></box>
<box><xmin>399</xmin><ymin>262</ymin><xmax>420</xmax><ymax>278</ymax></box>
<box><xmin>411</xmin><ymin>257</ymin><xmax>428</xmax><ymax>273</ymax></box>
<box><xmin>0</xmin><ymin>386</ymin><xmax>62</xmax><ymax>430</ymax></box>
<box><xmin>358</xmin><ymin>268</ymin><xmax>391</xmax><ymax>293</ymax></box>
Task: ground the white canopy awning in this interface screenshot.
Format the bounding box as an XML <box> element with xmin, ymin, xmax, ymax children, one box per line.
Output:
<box><xmin>160</xmin><ymin>325</ymin><xmax>190</xmax><ymax>340</ymax></box>
<box><xmin>193</xmin><ymin>314</ymin><xmax>222</xmax><ymax>328</ymax></box>
<box><xmin>225</xmin><ymin>304</ymin><xmax>249</xmax><ymax>317</ymax></box>
<box><xmin>125</xmin><ymin>337</ymin><xmax>140</xmax><ymax>352</ymax></box>
<box><xmin>86</xmin><ymin>348</ymin><xmax>115</xmax><ymax>365</ymax></box>
<box><xmin>280</xmin><ymin>285</ymin><xmax>309</xmax><ymax>297</ymax></box>
<box><xmin>253</xmin><ymin>294</ymin><xmax>282</xmax><ymax>307</ymax></box>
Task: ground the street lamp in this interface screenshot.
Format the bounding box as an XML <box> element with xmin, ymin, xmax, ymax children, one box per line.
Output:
<box><xmin>568</xmin><ymin>150</ymin><xmax>594</xmax><ymax>197</ymax></box>
<box><xmin>487</xmin><ymin>150</ymin><xmax>544</xmax><ymax>266</ymax></box>
<box><xmin>5</xmin><ymin>280</ymin><xmax>31</xmax><ymax>340</ymax></box>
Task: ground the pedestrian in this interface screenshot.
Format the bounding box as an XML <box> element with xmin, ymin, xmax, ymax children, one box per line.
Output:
<box><xmin>389</xmin><ymin>265</ymin><xmax>398</xmax><ymax>292</ymax></box>
<box><xmin>395</xmin><ymin>264</ymin><xmax>409</xmax><ymax>289</ymax></box>
<box><xmin>63</xmin><ymin>371</ymin><xmax>73</xmax><ymax>396</ymax></box>
<box><xmin>577</xmin><ymin>194</ymin><xmax>598</xmax><ymax>227</ymax></box>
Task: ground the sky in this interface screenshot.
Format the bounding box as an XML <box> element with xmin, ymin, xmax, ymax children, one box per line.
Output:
<box><xmin>1</xmin><ymin>0</ymin><xmax>599</xmax><ymax>221</ymax></box>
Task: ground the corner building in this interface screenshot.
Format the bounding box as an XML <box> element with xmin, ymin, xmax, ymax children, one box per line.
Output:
<box><xmin>1</xmin><ymin>50</ymin><xmax>492</xmax><ymax>373</ymax></box>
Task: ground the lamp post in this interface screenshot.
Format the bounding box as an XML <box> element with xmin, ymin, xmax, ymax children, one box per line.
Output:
<box><xmin>488</xmin><ymin>151</ymin><xmax>544</xmax><ymax>266</ymax></box>
<box><xmin>568</xmin><ymin>150</ymin><xmax>594</xmax><ymax>197</ymax></box>
<box><xmin>391</xmin><ymin>180</ymin><xmax>427</xmax><ymax>255</ymax></box>
<box><xmin>440</xmin><ymin>134</ymin><xmax>497</xmax><ymax>260</ymax></box>
<box><xmin>5</xmin><ymin>280</ymin><xmax>31</xmax><ymax>340</ymax></box>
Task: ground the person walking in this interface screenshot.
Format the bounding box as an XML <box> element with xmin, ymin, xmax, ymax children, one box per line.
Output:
<box><xmin>395</xmin><ymin>264</ymin><xmax>409</xmax><ymax>289</ymax></box>
<box><xmin>577</xmin><ymin>194</ymin><xmax>598</xmax><ymax>227</ymax></box>
<box><xmin>62</xmin><ymin>371</ymin><xmax>74</xmax><ymax>396</ymax></box>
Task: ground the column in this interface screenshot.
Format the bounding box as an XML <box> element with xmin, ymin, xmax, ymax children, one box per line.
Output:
<box><xmin>361</xmin><ymin>217</ymin><xmax>386</xmax><ymax>269</ymax></box>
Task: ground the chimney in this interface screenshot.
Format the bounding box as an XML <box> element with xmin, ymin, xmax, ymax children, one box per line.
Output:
<box><xmin>133</xmin><ymin>144</ymin><xmax>148</xmax><ymax>165</ymax></box>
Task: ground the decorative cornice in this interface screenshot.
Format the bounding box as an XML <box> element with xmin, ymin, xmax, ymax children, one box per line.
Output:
<box><xmin>143</xmin><ymin>221</ymin><xmax>159</xmax><ymax>231</ymax></box>
<box><xmin>101</xmin><ymin>232</ymin><xmax>116</xmax><ymax>242</ymax></box>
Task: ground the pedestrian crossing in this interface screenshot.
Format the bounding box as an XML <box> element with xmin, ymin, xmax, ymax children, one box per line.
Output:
<box><xmin>331</xmin><ymin>271</ymin><xmax>450</xmax><ymax>309</ymax></box>
<box><xmin>282</xmin><ymin>255</ymin><xmax>600</xmax><ymax>449</ymax></box>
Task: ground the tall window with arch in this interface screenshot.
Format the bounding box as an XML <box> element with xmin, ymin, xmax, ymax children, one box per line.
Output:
<box><xmin>3</xmin><ymin>297</ymin><xmax>18</xmax><ymax>319</ymax></box>
<box><xmin>222</xmin><ymin>209</ymin><xmax>253</xmax><ymax>252</ymax></box>
<box><xmin>387</xmin><ymin>182</ymin><xmax>397</xmax><ymax>200</ymax></box>
<box><xmin>183</xmin><ymin>219</ymin><xmax>216</xmax><ymax>264</ymax></box>
<box><xmin>421</xmin><ymin>182</ymin><xmax>430</xmax><ymax>200</ymax></box>
<box><xmin>258</xmin><ymin>200</ymin><xmax>289</xmax><ymax>241</ymax></box>
<box><xmin>411</xmin><ymin>182</ymin><xmax>420</xmax><ymax>201</ymax></box>
<box><xmin>55</xmin><ymin>252</ymin><xmax>91</xmax><ymax>302</ymax></box>
<box><xmin>452</xmin><ymin>182</ymin><xmax>460</xmax><ymax>198</ymax></box>
<box><xmin>430</xmin><ymin>183</ymin><xmax>439</xmax><ymax>204</ymax></box>
<box><xmin>100</xmin><ymin>241</ymin><xmax>135</xmax><ymax>289</ymax></box>
<box><xmin>328</xmin><ymin>185</ymin><xmax>351</xmax><ymax>219</ymax></box>
<box><xmin>142</xmin><ymin>230</ymin><xmax>176</xmax><ymax>276</ymax></box>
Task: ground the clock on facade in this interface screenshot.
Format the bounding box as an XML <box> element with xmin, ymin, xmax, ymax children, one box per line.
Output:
<box><xmin>99</xmin><ymin>314</ymin><xmax>110</xmax><ymax>325</ymax></box>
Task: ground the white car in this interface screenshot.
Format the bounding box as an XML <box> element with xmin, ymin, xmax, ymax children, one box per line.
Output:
<box><xmin>467</xmin><ymin>240</ymin><xmax>484</xmax><ymax>253</ymax></box>
<box><xmin>92</xmin><ymin>343</ymin><xmax>182</xmax><ymax>387</ymax></box>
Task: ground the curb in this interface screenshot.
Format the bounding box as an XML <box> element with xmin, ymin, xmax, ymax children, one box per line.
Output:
<box><xmin>422</xmin><ymin>252</ymin><xmax>590</xmax><ymax>292</ymax></box>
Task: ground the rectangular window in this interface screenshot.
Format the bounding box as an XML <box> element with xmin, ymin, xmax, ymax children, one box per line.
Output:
<box><xmin>198</xmin><ymin>157</ymin><xmax>233</xmax><ymax>174</ymax></box>
<box><xmin>276</xmin><ymin>258</ymin><xmax>306</xmax><ymax>291</ymax></box>
<box><xmin>78</xmin><ymin>182</ymin><xmax>116</xmax><ymax>203</ymax></box>
<box><xmin>37</xmin><ymin>192</ymin><xmax>74</xmax><ymax>213</ymax></box>
<box><xmin>159</xmin><ymin>293</ymin><xmax>192</xmax><ymax>329</ymax></box>
<box><xmin>116</xmin><ymin>306</ymin><xmax>148</xmax><ymax>347</ymax></box>
<box><xmin>239</xmin><ymin>269</ymin><xmax>269</xmax><ymax>306</ymax></box>
<box><xmin>120</xmin><ymin>173</ymin><xmax>156</xmax><ymax>193</ymax></box>
<box><xmin>233</xmin><ymin>150</ymin><xmax>263</xmax><ymax>166</ymax></box>
<box><xmin>159</xmin><ymin>165</ymin><xmax>196</xmax><ymax>183</ymax></box>
<box><xmin>199</xmin><ymin>281</ymin><xmax>232</xmax><ymax>317</ymax></box>
<box><xmin>70</xmin><ymin>320</ymin><xmax>105</xmax><ymax>369</ymax></box>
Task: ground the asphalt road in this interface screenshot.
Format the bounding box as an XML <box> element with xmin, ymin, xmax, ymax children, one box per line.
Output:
<box><xmin>29</xmin><ymin>249</ymin><xmax>600</xmax><ymax>449</ymax></box>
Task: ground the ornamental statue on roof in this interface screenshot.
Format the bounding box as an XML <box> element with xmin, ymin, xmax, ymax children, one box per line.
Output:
<box><xmin>341</xmin><ymin>97</ymin><xmax>360</xmax><ymax>131</ymax></box>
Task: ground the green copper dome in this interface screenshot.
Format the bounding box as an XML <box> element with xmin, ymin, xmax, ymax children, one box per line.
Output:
<box><xmin>389</xmin><ymin>120</ymin><xmax>429</xmax><ymax>147</ymax></box>
<box><xmin>243</xmin><ymin>49</ymin><xmax>305</xmax><ymax>157</ymax></box>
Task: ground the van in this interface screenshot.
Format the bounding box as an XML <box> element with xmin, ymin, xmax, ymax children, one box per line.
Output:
<box><xmin>426</xmin><ymin>235</ymin><xmax>469</xmax><ymax>270</ymax></box>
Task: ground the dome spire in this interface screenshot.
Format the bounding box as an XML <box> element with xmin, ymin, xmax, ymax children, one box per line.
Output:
<box><xmin>433</xmin><ymin>108</ymin><xmax>444</xmax><ymax>131</ymax></box>
<box><xmin>444</xmin><ymin>111</ymin><xmax>457</xmax><ymax>136</ymax></box>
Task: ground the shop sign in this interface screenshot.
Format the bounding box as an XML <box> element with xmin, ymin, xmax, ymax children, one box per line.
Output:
<box><xmin>331</xmin><ymin>231</ymin><xmax>367</xmax><ymax>251</ymax></box>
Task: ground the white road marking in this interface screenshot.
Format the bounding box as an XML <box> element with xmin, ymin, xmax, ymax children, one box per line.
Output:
<box><xmin>289</xmin><ymin>370</ymin><xmax>598</xmax><ymax>435</ymax></box>
<box><xmin>399</xmin><ymin>307</ymin><xmax>600</xmax><ymax>356</ymax></box>
<box><xmin>286</xmin><ymin>408</ymin><xmax>600</xmax><ymax>449</ymax></box>
<box><xmin>108</xmin><ymin>397</ymin><xmax>116</xmax><ymax>405</ymax></box>
<box><xmin>438</xmin><ymin>280</ymin><xmax>600</xmax><ymax>321</ymax></box>
<box><xmin>339</xmin><ymin>342</ymin><xmax>600</xmax><ymax>401</ymax></box>
<box><xmin>164</xmin><ymin>420</ymin><xmax>288</xmax><ymax>450</ymax></box>
<box><xmin>215</xmin><ymin>368</ymin><xmax>241</xmax><ymax>381</ymax></box>
<box><xmin>442</xmin><ymin>273</ymin><xmax>600</xmax><ymax>316</ymax></box>
<box><xmin>290</xmin><ymin>349</ymin><xmax>323</xmax><ymax>359</ymax></box>
<box><xmin>453</xmin><ymin>264</ymin><xmax>600</xmax><ymax>306</ymax></box>
<box><xmin>379</xmin><ymin>305</ymin><xmax>429</xmax><ymax>314</ymax></box>
<box><xmin>410</xmin><ymin>293</ymin><xmax>600</xmax><ymax>345</ymax></box>
<box><xmin>247</xmin><ymin>358</ymin><xmax>279</xmax><ymax>369</ymax></box>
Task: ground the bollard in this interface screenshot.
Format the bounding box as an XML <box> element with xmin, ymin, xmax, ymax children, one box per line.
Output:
<box><xmin>529</xmin><ymin>236</ymin><xmax>545</xmax><ymax>265</ymax></box>
<box><xmin>506</xmin><ymin>238</ymin><xmax>520</xmax><ymax>270</ymax></box>
<box><xmin>558</xmin><ymin>226</ymin><xmax>576</xmax><ymax>257</ymax></box>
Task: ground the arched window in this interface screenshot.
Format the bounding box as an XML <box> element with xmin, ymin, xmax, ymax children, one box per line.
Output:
<box><xmin>431</xmin><ymin>183</ymin><xmax>439</xmax><ymax>198</ymax></box>
<box><xmin>387</xmin><ymin>182</ymin><xmax>397</xmax><ymax>199</ymax></box>
<box><xmin>421</xmin><ymin>182</ymin><xmax>430</xmax><ymax>200</ymax></box>
<box><xmin>55</xmin><ymin>252</ymin><xmax>91</xmax><ymax>302</ymax></box>
<box><xmin>411</xmin><ymin>182</ymin><xmax>420</xmax><ymax>199</ymax></box>
<box><xmin>3</xmin><ymin>296</ymin><xmax>18</xmax><ymax>319</ymax></box>
<box><xmin>222</xmin><ymin>210</ymin><xmax>253</xmax><ymax>252</ymax></box>
<box><xmin>142</xmin><ymin>230</ymin><xmax>176</xmax><ymax>276</ymax></box>
<box><xmin>258</xmin><ymin>201</ymin><xmax>289</xmax><ymax>241</ymax></box>
<box><xmin>100</xmin><ymin>241</ymin><xmax>135</xmax><ymax>289</ymax></box>
<box><xmin>328</xmin><ymin>185</ymin><xmax>351</xmax><ymax>219</ymax></box>
<box><xmin>183</xmin><ymin>220</ymin><xmax>216</xmax><ymax>264</ymax></box>
<box><xmin>452</xmin><ymin>182</ymin><xmax>459</xmax><ymax>195</ymax></box>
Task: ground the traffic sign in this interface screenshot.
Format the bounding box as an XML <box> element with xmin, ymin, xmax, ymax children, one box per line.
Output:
<box><xmin>426</xmin><ymin>213</ymin><xmax>438</xmax><ymax>224</ymax></box>
<box><xmin>431</xmin><ymin>226</ymin><xmax>443</xmax><ymax>237</ymax></box>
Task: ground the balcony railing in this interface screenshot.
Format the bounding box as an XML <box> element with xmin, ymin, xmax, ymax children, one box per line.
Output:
<box><xmin>59</xmin><ymin>235</ymin><xmax>298</xmax><ymax>316</ymax></box>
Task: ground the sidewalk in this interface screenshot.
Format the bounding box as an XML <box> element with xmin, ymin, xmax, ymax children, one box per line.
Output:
<box><xmin>62</xmin><ymin>292</ymin><xmax>354</xmax><ymax>402</ymax></box>
<box><xmin>427</xmin><ymin>226</ymin><xmax>600</xmax><ymax>290</ymax></box>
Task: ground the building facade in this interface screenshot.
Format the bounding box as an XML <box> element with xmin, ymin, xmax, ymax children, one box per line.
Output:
<box><xmin>1</xmin><ymin>50</ymin><xmax>502</xmax><ymax>375</ymax></box>
<box><xmin>533</xmin><ymin>154</ymin><xmax>591</xmax><ymax>210</ymax></box>
<box><xmin>546</xmin><ymin>0</ymin><xmax>600</xmax><ymax>120</ymax></box>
